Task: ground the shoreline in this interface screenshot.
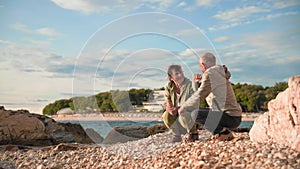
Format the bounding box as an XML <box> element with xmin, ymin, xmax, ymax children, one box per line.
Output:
<box><xmin>51</xmin><ymin>112</ymin><xmax>262</xmax><ymax>122</ymax></box>
<box><xmin>51</xmin><ymin>112</ymin><xmax>162</xmax><ymax>122</ymax></box>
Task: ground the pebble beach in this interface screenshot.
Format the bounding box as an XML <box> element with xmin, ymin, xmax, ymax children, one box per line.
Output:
<box><xmin>1</xmin><ymin>130</ymin><xmax>299</xmax><ymax>169</ymax></box>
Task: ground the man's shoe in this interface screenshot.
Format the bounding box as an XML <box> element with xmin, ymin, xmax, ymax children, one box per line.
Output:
<box><xmin>214</xmin><ymin>129</ymin><xmax>234</xmax><ymax>141</ymax></box>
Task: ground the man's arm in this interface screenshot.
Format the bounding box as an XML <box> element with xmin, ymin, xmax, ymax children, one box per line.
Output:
<box><xmin>179</xmin><ymin>73</ymin><xmax>211</xmax><ymax>114</ymax></box>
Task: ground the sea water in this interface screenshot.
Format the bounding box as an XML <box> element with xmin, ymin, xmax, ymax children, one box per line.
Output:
<box><xmin>58</xmin><ymin>120</ymin><xmax>253</xmax><ymax>138</ymax></box>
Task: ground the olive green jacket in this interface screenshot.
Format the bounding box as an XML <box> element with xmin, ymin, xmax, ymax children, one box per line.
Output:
<box><xmin>164</xmin><ymin>77</ymin><xmax>197</xmax><ymax>108</ymax></box>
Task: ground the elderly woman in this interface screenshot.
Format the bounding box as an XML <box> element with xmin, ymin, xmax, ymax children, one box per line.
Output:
<box><xmin>162</xmin><ymin>65</ymin><xmax>199</xmax><ymax>142</ymax></box>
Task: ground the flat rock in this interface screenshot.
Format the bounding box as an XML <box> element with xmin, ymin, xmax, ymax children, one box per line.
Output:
<box><xmin>102</xmin><ymin>126</ymin><xmax>149</xmax><ymax>144</ymax></box>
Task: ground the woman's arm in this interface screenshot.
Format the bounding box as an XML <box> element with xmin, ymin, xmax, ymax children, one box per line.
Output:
<box><xmin>165</xmin><ymin>99</ymin><xmax>179</xmax><ymax>116</ymax></box>
<box><xmin>164</xmin><ymin>84</ymin><xmax>178</xmax><ymax>116</ymax></box>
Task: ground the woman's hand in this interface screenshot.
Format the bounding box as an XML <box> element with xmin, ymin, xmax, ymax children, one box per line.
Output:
<box><xmin>166</xmin><ymin>99</ymin><xmax>180</xmax><ymax>116</ymax></box>
<box><xmin>178</xmin><ymin>106</ymin><xmax>185</xmax><ymax>115</ymax></box>
<box><xmin>169</xmin><ymin>106</ymin><xmax>180</xmax><ymax>116</ymax></box>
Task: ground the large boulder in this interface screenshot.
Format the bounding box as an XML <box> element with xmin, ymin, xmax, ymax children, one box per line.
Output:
<box><xmin>0</xmin><ymin>107</ymin><xmax>101</xmax><ymax>146</ymax></box>
<box><xmin>249</xmin><ymin>76</ymin><xmax>300</xmax><ymax>151</ymax></box>
<box><xmin>0</xmin><ymin>109</ymin><xmax>48</xmax><ymax>145</ymax></box>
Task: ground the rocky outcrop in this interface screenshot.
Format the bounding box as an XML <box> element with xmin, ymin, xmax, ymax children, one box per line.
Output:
<box><xmin>102</xmin><ymin>123</ymin><xmax>168</xmax><ymax>144</ymax></box>
<box><xmin>85</xmin><ymin>128</ymin><xmax>104</xmax><ymax>144</ymax></box>
<box><xmin>0</xmin><ymin>107</ymin><xmax>100</xmax><ymax>146</ymax></box>
<box><xmin>102</xmin><ymin>126</ymin><xmax>150</xmax><ymax>144</ymax></box>
<box><xmin>146</xmin><ymin>123</ymin><xmax>168</xmax><ymax>135</ymax></box>
<box><xmin>249</xmin><ymin>76</ymin><xmax>300</xmax><ymax>151</ymax></box>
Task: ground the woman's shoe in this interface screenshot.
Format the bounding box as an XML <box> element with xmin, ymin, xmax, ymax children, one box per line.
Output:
<box><xmin>171</xmin><ymin>134</ymin><xmax>182</xmax><ymax>143</ymax></box>
<box><xmin>185</xmin><ymin>132</ymin><xmax>199</xmax><ymax>142</ymax></box>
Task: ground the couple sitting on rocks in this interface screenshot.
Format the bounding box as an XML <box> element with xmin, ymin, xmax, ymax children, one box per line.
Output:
<box><xmin>163</xmin><ymin>52</ymin><xmax>242</xmax><ymax>142</ymax></box>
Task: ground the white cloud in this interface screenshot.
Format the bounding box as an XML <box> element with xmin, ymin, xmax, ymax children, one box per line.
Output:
<box><xmin>36</xmin><ymin>28</ymin><xmax>60</xmax><ymax>36</ymax></box>
<box><xmin>13</xmin><ymin>23</ymin><xmax>30</xmax><ymax>33</ymax></box>
<box><xmin>259</xmin><ymin>11</ymin><xmax>298</xmax><ymax>21</ymax></box>
<box><xmin>196</xmin><ymin>0</ymin><xmax>216</xmax><ymax>7</ymax></box>
<box><xmin>12</xmin><ymin>23</ymin><xmax>60</xmax><ymax>37</ymax></box>
<box><xmin>214</xmin><ymin>36</ymin><xmax>230</xmax><ymax>42</ymax></box>
<box><xmin>209</xmin><ymin>1</ymin><xmax>300</xmax><ymax>31</ymax></box>
<box><xmin>208</xmin><ymin>22</ymin><xmax>238</xmax><ymax>31</ymax></box>
<box><xmin>209</xmin><ymin>11</ymin><xmax>298</xmax><ymax>31</ymax></box>
<box><xmin>0</xmin><ymin>43</ymin><xmax>75</xmax><ymax>113</ymax></box>
<box><xmin>71</xmin><ymin>48</ymin><xmax>189</xmax><ymax>95</ymax></box>
<box><xmin>175</xmin><ymin>28</ymin><xmax>205</xmax><ymax>36</ymax></box>
<box><xmin>271</xmin><ymin>0</ymin><xmax>300</xmax><ymax>9</ymax></box>
<box><xmin>0</xmin><ymin>40</ymin><xmax>16</xmax><ymax>45</ymax></box>
<box><xmin>242</xmin><ymin>33</ymin><xmax>298</xmax><ymax>63</ymax></box>
<box><xmin>25</xmin><ymin>38</ymin><xmax>53</xmax><ymax>47</ymax></box>
<box><xmin>147</xmin><ymin>0</ymin><xmax>176</xmax><ymax>11</ymax></box>
<box><xmin>50</xmin><ymin>0</ymin><xmax>110</xmax><ymax>14</ymax></box>
<box><xmin>177</xmin><ymin>1</ymin><xmax>186</xmax><ymax>7</ymax></box>
<box><xmin>0</xmin><ymin>67</ymin><xmax>72</xmax><ymax>113</ymax></box>
<box><xmin>214</xmin><ymin>26</ymin><xmax>300</xmax><ymax>86</ymax></box>
<box><xmin>0</xmin><ymin>43</ymin><xmax>74</xmax><ymax>76</ymax></box>
<box><xmin>51</xmin><ymin>0</ymin><xmax>178</xmax><ymax>14</ymax></box>
<box><xmin>213</xmin><ymin>6</ymin><xmax>268</xmax><ymax>22</ymax></box>
<box><xmin>179</xmin><ymin>48</ymin><xmax>206</xmax><ymax>57</ymax></box>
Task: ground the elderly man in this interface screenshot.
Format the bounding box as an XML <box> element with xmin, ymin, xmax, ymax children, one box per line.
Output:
<box><xmin>178</xmin><ymin>52</ymin><xmax>242</xmax><ymax>142</ymax></box>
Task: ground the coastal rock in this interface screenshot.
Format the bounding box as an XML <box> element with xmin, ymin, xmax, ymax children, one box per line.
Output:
<box><xmin>0</xmin><ymin>107</ymin><xmax>100</xmax><ymax>146</ymax></box>
<box><xmin>85</xmin><ymin>128</ymin><xmax>104</xmax><ymax>144</ymax></box>
<box><xmin>102</xmin><ymin>123</ymin><xmax>169</xmax><ymax>144</ymax></box>
<box><xmin>102</xmin><ymin>126</ymin><xmax>149</xmax><ymax>144</ymax></box>
<box><xmin>59</xmin><ymin>122</ymin><xmax>95</xmax><ymax>144</ymax></box>
<box><xmin>146</xmin><ymin>123</ymin><xmax>168</xmax><ymax>135</ymax></box>
<box><xmin>249</xmin><ymin>76</ymin><xmax>300</xmax><ymax>151</ymax></box>
<box><xmin>0</xmin><ymin>109</ymin><xmax>48</xmax><ymax>145</ymax></box>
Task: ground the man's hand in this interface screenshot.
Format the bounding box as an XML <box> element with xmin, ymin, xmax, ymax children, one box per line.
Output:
<box><xmin>193</xmin><ymin>73</ymin><xmax>202</xmax><ymax>83</ymax></box>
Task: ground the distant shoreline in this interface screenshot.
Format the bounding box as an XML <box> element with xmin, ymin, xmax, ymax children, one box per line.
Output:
<box><xmin>51</xmin><ymin>112</ymin><xmax>262</xmax><ymax>122</ymax></box>
<box><xmin>51</xmin><ymin>112</ymin><xmax>162</xmax><ymax>121</ymax></box>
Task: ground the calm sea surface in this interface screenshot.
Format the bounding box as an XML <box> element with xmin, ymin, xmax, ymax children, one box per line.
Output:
<box><xmin>58</xmin><ymin>120</ymin><xmax>253</xmax><ymax>138</ymax></box>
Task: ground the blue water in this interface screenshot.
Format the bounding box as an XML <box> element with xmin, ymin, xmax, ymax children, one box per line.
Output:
<box><xmin>58</xmin><ymin>120</ymin><xmax>253</xmax><ymax>138</ymax></box>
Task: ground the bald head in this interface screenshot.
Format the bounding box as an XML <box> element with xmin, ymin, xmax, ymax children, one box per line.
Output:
<box><xmin>199</xmin><ymin>52</ymin><xmax>216</xmax><ymax>72</ymax></box>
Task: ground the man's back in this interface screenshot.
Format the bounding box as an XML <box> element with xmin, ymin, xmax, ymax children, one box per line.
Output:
<box><xmin>205</xmin><ymin>65</ymin><xmax>242</xmax><ymax>117</ymax></box>
<box><xmin>181</xmin><ymin>65</ymin><xmax>242</xmax><ymax>117</ymax></box>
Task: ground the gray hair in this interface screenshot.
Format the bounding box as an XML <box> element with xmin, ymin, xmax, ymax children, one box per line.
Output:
<box><xmin>200</xmin><ymin>52</ymin><xmax>216</xmax><ymax>66</ymax></box>
<box><xmin>167</xmin><ymin>65</ymin><xmax>182</xmax><ymax>78</ymax></box>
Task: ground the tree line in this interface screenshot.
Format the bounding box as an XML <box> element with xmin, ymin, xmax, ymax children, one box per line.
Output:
<box><xmin>42</xmin><ymin>82</ymin><xmax>288</xmax><ymax>115</ymax></box>
<box><xmin>43</xmin><ymin>89</ymin><xmax>152</xmax><ymax>115</ymax></box>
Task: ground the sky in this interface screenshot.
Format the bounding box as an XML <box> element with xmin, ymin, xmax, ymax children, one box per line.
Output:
<box><xmin>0</xmin><ymin>0</ymin><xmax>300</xmax><ymax>114</ymax></box>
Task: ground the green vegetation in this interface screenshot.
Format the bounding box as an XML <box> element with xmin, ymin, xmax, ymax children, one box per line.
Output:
<box><xmin>42</xmin><ymin>99</ymin><xmax>73</xmax><ymax>115</ymax></box>
<box><xmin>42</xmin><ymin>82</ymin><xmax>288</xmax><ymax>115</ymax></box>
<box><xmin>42</xmin><ymin>89</ymin><xmax>153</xmax><ymax>115</ymax></box>
<box><xmin>233</xmin><ymin>82</ymin><xmax>288</xmax><ymax>112</ymax></box>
